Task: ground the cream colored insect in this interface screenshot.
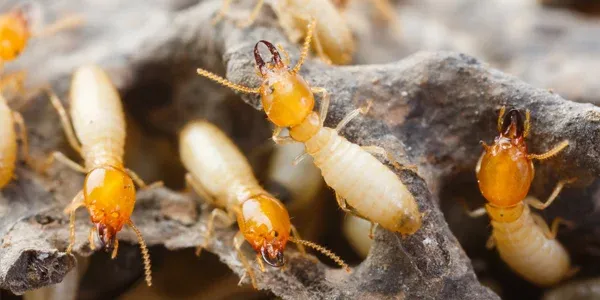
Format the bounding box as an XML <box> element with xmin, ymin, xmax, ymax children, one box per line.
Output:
<box><xmin>0</xmin><ymin>92</ymin><xmax>29</xmax><ymax>189</ymax></box>
<box><xmin>213</xmin><ymin>0</ymin><xmax>354</xmax><ymax>65</ymax></box>
<box><xmin>196</xmin><ymin>20</ymin><xmax>422</xmax><ymax>236</ymax></box>
<box><xmin>466</xmin><ymin>107</ymin><xmax>577</xmax><ymax>286</ymax></box>
<box><xmin>45</xmin><ymin>65</ymin><xmax>157</xmax><ymax>286</ymax></box>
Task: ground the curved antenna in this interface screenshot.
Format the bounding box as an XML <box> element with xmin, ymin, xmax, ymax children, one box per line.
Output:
<box><xmin>196</xmin><ymin>68</ymin><xmax>260</xmax><ymax>94</ymax></box>
<box><xmin>289</xmin><ymin>237</ymin><xmax>351</xmax><ymax>272</ymax></box>
<box><xmin>291</xmin><ymin>18</ymin><xmax>316</xmax><ymax>74</ymax></box>
<box><xmin>127</xmin><ymin>220</ymin><xmax>153</xmax><ymax>286</ymax></box>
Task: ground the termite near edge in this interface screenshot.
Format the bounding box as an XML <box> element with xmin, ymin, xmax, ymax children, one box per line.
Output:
<box><xmin>44</xmin><ymin>65</ymin><xmax>161</xmax><ymax>286</ymax></box>
<box><xmin>196</xmin><ymin>19</ymin><xmax>422</xmax><ymax>236</ymax></box>
<box><xmin>465</xmin><ymin>107</ymin><xmax>578</xmax><ymax>286</ymax></box>
<box><xmin>180</xmin><ymin>120</ymin><xmax>350</xmax><ymax>288</ymax></box>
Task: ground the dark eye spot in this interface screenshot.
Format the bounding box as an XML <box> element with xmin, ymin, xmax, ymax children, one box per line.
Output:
<box><xmin>274</xmin><ymin>231</ymin><xmax>279</xmax><ymax>237</ymax></box>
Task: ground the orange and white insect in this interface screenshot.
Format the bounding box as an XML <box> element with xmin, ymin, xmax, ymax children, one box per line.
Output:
<box><xmin>0</xmin><ymin>92</ymin><xmax>29</xmax><ymax>189</ymax></box>
<box><xmin>45</xmin><ymin>65</ymin><xmax>156</xmax><ymax>286</ymax></box>
<box><xmin>196</xmin><ymin>20</ymin><xmax>421</xmax><ymax>236</ymax></box>
<box><xmin>213</xmin><ymin>0</ymin><xmax>354</xmax><ymax>65</ymax></box>
<box><xmin>465</xmin><ymin>107</ymin><xmax>576</xmax><ymax>286</ymax></box>
<box><xmin>180</xmin><ymin>120</ymin><xmax>349</xmax><ymax>288</ymax></box>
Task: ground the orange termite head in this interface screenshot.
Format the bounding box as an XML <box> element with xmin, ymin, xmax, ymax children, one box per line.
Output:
<box><xmin>0</xmin><ymin>8</ymin><xmax>30</xmax><ymax>61</ymax></box>
<box><xmin>238</xmin><ymin>194</ymin><xmax>291</xmax><ymax>267</ymax></box>
<box><xmin>84</xmin><ymin>166</ymin><xmax>136</xmax><ymax>251</ymax></box>
<box><xmin>476</xmin><ymin>108</ymin><xmax>534</xmax><ymax>208</ymax></box>
<box><xmin>253</xmin><ymin>40</ymin><xmax>315</xmax><ymax>128</ymax></box>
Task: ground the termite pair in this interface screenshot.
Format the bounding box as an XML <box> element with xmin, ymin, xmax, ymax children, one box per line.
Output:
<box><xmin>197</xmin><ymin>20</ymin><xmax>421</xmax><ymax>236</ymax></box>
<box><xmin>466</xmin><ymin>107</ymin><xmax>576</xmax><ymax>286</ymax></box>
<box><xmin>44</xmin><ymin>65</ymin><xmax>156</xmax><ymax>286</ymax></box>
<box><xmin>180</xmin><ymin>120</ymin><xmax>349</xmax><ymax>288</ymax></box>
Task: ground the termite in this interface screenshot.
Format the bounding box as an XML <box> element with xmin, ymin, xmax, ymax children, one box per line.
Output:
<box><xmin>212</xmin><ymin>0</ymin><xmax>354</xmax><ymax>65</ymax></box>
<box><xmin>196</xmin><ymin>20</ymin><xmax>422</xmax><ymax>236</ymax></box>
<box><xmin>465</xmin><ymin>107</ymin><xmax>577</xmax><ymax>286</ymax></box>
<box><xmin>0</xmin><ymin>92</ymin><xmax>29</xmax><ymax>189</ymax></box>
<box><xmin>44</xmin><ymin>65</ymin><xmax>157</xmax><ymax>286</ymax></box>
<box><xmin>179</xmin><ymin>120</ymin><xmax>350</xmax><ymax>288</ymax></box>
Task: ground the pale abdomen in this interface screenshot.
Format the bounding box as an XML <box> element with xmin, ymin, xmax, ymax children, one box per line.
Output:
<box><xmin>0</xmin><ymin>98</ymin><xmax>17</xmax><ymax>188</ymax></box>
<box><xmin>305</xmin><ymin>128</ymin><xmax>421</xmax><ymax>234</ymax></box>
<box><xmin>69</xmin><ymin>65</ymin><xmax>125</xmax><ymax>170</ymax></box>
<box><xmin>492</xmin><ymin>206</ymin><xmax>571</xmax><ymax>286</ymax></box>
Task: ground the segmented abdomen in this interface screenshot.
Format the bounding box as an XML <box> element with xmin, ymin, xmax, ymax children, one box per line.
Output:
<box><xmin>0</xmin><ymin>97</ymin><xmax>17</xmax><ymax>188</ymax></box>
<box><xmin>69</xmin><ymin>65</ymin><xmax>125</xmax><ymax>170</ymax></box>
<box><xmin>179</xmin><ymin>121</ymin><xmax>264</xmax><ymax>208</ymax></box>
<box><xmin>492</xmin><ymin>205</ymin><xmax>571</xmax><ymax>286</ymax></box>
<box><xmin>305</xmin><ymin>127</ymin><xmax>421</xmax><ymax>234</ymax></box>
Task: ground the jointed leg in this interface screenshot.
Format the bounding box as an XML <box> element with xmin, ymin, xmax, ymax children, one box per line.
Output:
<box><xmin>369</xmin><ymin>222</ymin><xmax>377</xmax><ymax>239</ymax></box>
<box><xmin>48</xmin><ymin>151</ymin><xmax>85</xmax><ymax>173</ymax></box>
<box><xmin>212</xmin><ymin>0</ymin><xmax>232</xmax><ymax>24</ymax></box>
<box><xmin>237</xmin><ymin>0</ymin><xmax>265</xmax><ymax>28</ymax></box>
<box><xmin>497</xmin><ymin>106</ymin><xmax>506</xmax><ymax>132</ymax></box>
<box><xmin>335</xmin><ymin>101</ymin><xmax>372</xmax><ymax>132</ymax></box>
<box><xmin>311</xmin><ymin>87</ymin><xmax>330</xmax><ymax>126</ymax></box>
<box><xmin>234</xmin><ymin>231</ymin><xmax>258</xmax><ymax>288</ymax></box>
<box><xmin>196</xmin><ymin>208</ymin><xmax>234</xmax><ymax>256</ymax></box>
<box><xmin>255</xmin><ymin>253</ymin><xmax>266</xmax><ymax>272</ymax></box>
<box><xmin>11</xmin><ymin>111</ymin><xmax>32</xmax><ymax>166</ymax></box>
<box><xmin>111</xmin><ymin>239</ymin><xmax>119</xmax><ymax>259</ymax></box>
<box><xmin>486</xmin><ymin>236</ymin><xmax>496</xmax><ymax>249</ymax></box>
<box><xmin>185</xmin><ymin>173</ymin><xmax>218</xmax><ymax>205</ymax></box>
<box><xmin>272</xmin><ymin>127</ymin><xmax>295</xmax><ymax>145</ymax></box>
<box><xmin>88</xmin><ymin>227</ymin><xmax>96</xmax><ymax>250</ymax></box>
<box><xmin>290</xmin><ymin>225</ymin><xmax>306</xmax><ymax>254</ymax></box>
<box><xmin>525</xmin><ymin>178</ymin><xmax>576</xmax><ymax>210</ymax></box>
<box><xmin>459</xmin><ymin>198</ymin><xmax>487</xmax><ymax>218</ymax></box>
<box><xmin>65</xmin><ymin>191</ymin><xmax>84</xmax><ymax>254</ymax></box>
<box><xmin>292</xmin><ymin>17</ymin><xmax>317</xmax><ymax>74</ymax></box>
<box><xmin>45</xmin><ymin>88</ymin><xmax>82</xmax><ymax>154</ymax></box>
<box><xmin>125</xmin><ymin>168</ymin><xmax>163</xmax><ymax>189</ymax></box>
<box><xmin>527</xmin><ymin>140</ymin><xmax>569</xmax><ymax>160</ymax></box>
<box><xmin>335</xmin><ymin>193</ymin><xmax>370</xmax><ymax>222</ymax></box>
<box><xmin>362</xmin><ymin>146</ymin><xmax>409</xmax><ymax>171</ymax></box>
<box><xmin>32</xmin><ymin>14</ymin><xmax>85</xmax><ymax>38</ymax></box>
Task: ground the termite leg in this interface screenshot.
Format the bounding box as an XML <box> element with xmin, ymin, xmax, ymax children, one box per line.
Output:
<box><xmin>291</xmin><ymin>17</ymin><xmax>318</xmax><ymax>74</ymax></box>
<box><xmin>335</xmin><ymin>193</ymin><xmax>371</xmax><ymax>222</ymax></box>
<box><xmin>311</xmin><ymin>87</ymin><xmax>330</xmax><ymax>126</ymax></box>
<box><xmin>125</xmin><ymin>168</ymin><xmax>163</xmax><ymax>190</ymax></box>
<box><xmin>45</xmin><ymin>88</ymin><xmax>82</xmax><ymax>154</ymax></box>
<box><xmin>272</xmin><ymin>127</ymin><xmax>295</xmax><ymax>145</ymax></box>
<box><xmin>111</xmin><ymin>239</ymin><xmax>119</xmax><ymax>259</ymax></box>
<box><xmin>11</xmin><ymin>111</ymin><xmax>32</xmax><ymax>167</ymax></box>
<box><xmin>369</xmin><ymin>222</ymin><xmax>377</xmax><ymax>239</ymax></box>
<box><xmin>485</xmin><ymin>236</ymin><xmax>495</xmax><ymax>249</ymax></box>
<box><xmin>527</xmin><ymin>140</ymin><xmax>569</xmax><ymax>160</ymax></box>
<box><xmin>459</xmin><ymin>198</ymin><xmax>487</xmax><ymax>218</ymax></box>
<box><xmin>525</xmin><ymin>178</ymin><xmax>576</xmax><ymax>210</ymax></box>
<box><xmin>212</xmin><ymin>0</ymin><xmax>232</xmax><ymax>25</ymax></box>
<box><xmin>361</xmin><ymin>145</ymin><xmax>416</xmax><ymax>172</ymax></box>
<box><xmin>0</xmin><ymin>71</ymin><xmax>26</xmax><ymax>96</ymax></box>
<box><xmin>290</xmin><ymin>225</ymin><xmax>306</xmax><ymax>254</ymax></box>
<box><xmin>255</xmin><ymin>253</ymin><xmax>266</xmax><ymax>272</ymax></box>
<box><xmin>32</xmin><ymin>14</ymin><xmax>85</xmax><ymax>38</ymax></box>
<box><xmin>88</xmin><ymin>227</ymin><xmax>96</xmax><ymax>250</ymax></box>
<box><xmin>65</xmin><ymin>191</ymin><xmax>84</xmax><ymax>254</ymax></box>
<box><xmin>237</xmin><ymin>0</ymin><xmax>264</xmax><ymax>28</ymax></box>
<box><xmin>334</xmin><ymin>101</ymin><xmax>372</xmax><ymax>133</ymax></box>
<box><xmin>496</xmin><ymin>106</ymin><xmax>506</xmax><ymax>132</ymax></box>
<box><xmin>197</xmin><ymin>208</ymin><xmax>234</xmax><ymax>256</ymax></box>
<box><xmin>565</xmin><ymin>266</ymin><xmax>581</xmax><ymax>280</ymax></box>
<box><xmin>185</xmin><ymin>173</ymin><xmax>218</xmax><ymax>205</ymax></box>
<box><xmin>234</xmin><ymin>231</ymin><xmax>258</xmax><ymax>288</ymax></box>
<box><xmin>47</xmin><ymin>151</ymin><xmax>86</xmax><ymax>173</ymax></box>
<box><xmin>531</xmin><ymin>214</ymin><xmax>574</xmax><ymax>240</ymax></box>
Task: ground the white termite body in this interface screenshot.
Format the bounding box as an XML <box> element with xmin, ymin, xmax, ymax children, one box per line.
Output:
<box><xmin>0</xmin><ymin>95</ymin><xmax>17</xmax><ymax>188</ymax></box>
<box><xmin>304</xmin><ymin>127</ymin><xmax>421</xmax><ymax>235</ymax></box>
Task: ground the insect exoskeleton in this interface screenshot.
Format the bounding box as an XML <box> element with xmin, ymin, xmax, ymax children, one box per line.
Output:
<box><xmin>196</xmin><ymin>19</ymin><xmax>422</xmax><ymax>236</ymax></box>
<box><xmin>465</xmin><ymin>106</ymin><xmax>577</xmax><ymax>286</ymax></box>
<box><xmin>0</xmin><ymin>93</ymin><xmax>29</xmax><ymax>189</ymax></box>
<box><xmin>0</xmin><ymin>8</ymin><xmax>30</xmax><ymax>63</ymax></box>
<box><xmin>44</xmin><ymin>65</ymin><xmax>158</xmax><ymax>286</ymax></box>
<box><xmin>212</xmin><ymin>0</ymin><xmax>354</xmax><ymax>65</ymax></box>
<box><xmin>179</xmin><ymin>120</ymin><xmax>350</xmax><ymax>289</ymax></box>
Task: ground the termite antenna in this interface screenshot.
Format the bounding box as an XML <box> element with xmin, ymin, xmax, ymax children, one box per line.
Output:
<box><xmin>196</xmin><ymin>68</ymin><xmax>260</xmax><ymax>94</ymax></box>
<box><xmin>288</xmin><ymin>237</ymin><xmax>351</xmax><ymax>272</ymax></box>
<box><xmin>128</xmin><ymin>220</ymin><xmax>153</xmax><ymax>287</ymax></box>
<box><xmin>291</xmin><ymin>17</ymin><xmax>316</xmax><ymax>74</ymax></box>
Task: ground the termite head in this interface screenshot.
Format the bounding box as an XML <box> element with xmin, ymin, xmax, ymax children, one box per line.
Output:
<box><xmin>476</xmin><ymin>108</ymin><xmax>533</xmax><ymax>208</ymax></box>
<box><xmin>0</xmin><ymin>8</ymin><xmax>30</xmax><ymax>61</ymax></box>
<box><xmin>253</xmin><ymin>40</ymin><xmax>315</xmax><ymax>128</ymax></box>
<box><xmin>238</xmin><ymin>194</ymin><xmax>291</xmax><ymax>267</ymax></box>
<box><xmin>84</xmin><ymin>166</ymin><xmax>136</xmax><ymax>249</ymax></box>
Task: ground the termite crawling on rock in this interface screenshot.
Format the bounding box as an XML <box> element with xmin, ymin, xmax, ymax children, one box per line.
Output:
<box><xmin>196</xmin><ymin>19</ymin><xmax>422</xmax><ymax>236</ymax></box>
<box><xmin>180</xmin><ymin>120</ymin><xmax>349</xmax><ymax>288</ymax></box>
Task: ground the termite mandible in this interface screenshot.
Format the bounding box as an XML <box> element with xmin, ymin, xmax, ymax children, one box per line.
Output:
<box><xmin>44</xmin><ymin>65</ymin><xmax>159</xmax><ymax>286</ymax></box>
<box><xmin>196</xmin><ymin>19</ymin><xmax>422</xmax><ymax>236</ymax></box>
<box><xmin>465</xmin><ymin>107</ymin><xmax>577</xmax><ymax>286</ymax></box>
<box><xmin>180</xmin><ymin>120</ymin><xmax>349</xmax><ymax>288</ymax></box>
